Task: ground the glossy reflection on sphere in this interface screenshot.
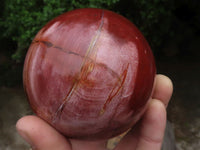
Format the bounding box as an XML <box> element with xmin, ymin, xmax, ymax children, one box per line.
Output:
<box><xmin>23</xmin><ymin>8</ymin><xmax>156</xmax><ymax>140</ymax></box>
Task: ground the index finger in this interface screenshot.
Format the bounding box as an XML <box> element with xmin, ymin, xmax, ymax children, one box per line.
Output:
<box><xmin>152</xmin><ymin>74</ymin><xmax>173</xmax><ymax>107</ymax></box>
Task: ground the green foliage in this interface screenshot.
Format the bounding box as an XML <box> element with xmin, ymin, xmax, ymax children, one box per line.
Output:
<box><xmin>71</xmin><ymin>0</ymin><xmax>119</xmax><ymax>8</ymax></box>
<box><xmin>0</xmin><ymin>0</ymin><xmax>119</xmax><ymax>87</ymax></box>
<box><xmin>1</xmin><ymin>0</ymin><xmax>66</xmax><ymax>61</ymax></box>
<box><xmin>0</xmin><ymin>0</ymin><xmax>173</xmax><ymax>63</ymax></box>
<box><xmin>113</xmin><ymin>0</ymin><xmax>175</xmax><ymax>50</ymax></box>
<box><xmin>0</xmin><ymin>0</ymin><xmax>119</xmax><ymax>63</ymax></box>
<box><xmin>1</xmin><ymin>0</ymin><xmax>199</xmax><ymax>87</ymax></box>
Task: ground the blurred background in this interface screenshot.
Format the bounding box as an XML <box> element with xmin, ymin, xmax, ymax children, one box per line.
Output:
<box><xmin>0</xmin><ymin>0</ymin><xmax>200</xmax><ymax>149</ymax></box>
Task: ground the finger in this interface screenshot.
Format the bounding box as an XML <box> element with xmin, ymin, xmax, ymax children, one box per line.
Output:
<box><xmin>135</xmin><ymin>99</ymin><xmax>166</xmax><ymax>150</ymax></box>
<box><xmin>114</xmin><ymin>99</ymin><xmax>166</xmax><ymax>150</ymax></box>
<box><xmin>16</xmin><ymin>115</ymin><xmax>72</xmax><ymax>150</ymax></box>
<box><xmin>152</xmin><ymin>74</ymin><xmax>173</xmax><ymax>107</ymax></box>
<box><xmin>70</xmin><ymin>139</ymin><xmax>108</xmax><ymax>150</ymax></box>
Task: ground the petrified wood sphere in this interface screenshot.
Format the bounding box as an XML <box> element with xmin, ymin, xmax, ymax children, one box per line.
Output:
<box><xmin>23</xmin><ymin>8</ymin><xmax>156</xmax><ymax>140</ymax></box>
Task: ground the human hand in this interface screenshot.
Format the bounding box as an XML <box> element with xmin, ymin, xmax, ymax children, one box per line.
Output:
<box><xmin>16</xmin><ymin>74</ymin><xmax>173</xmax><ymax>150</ymax></box>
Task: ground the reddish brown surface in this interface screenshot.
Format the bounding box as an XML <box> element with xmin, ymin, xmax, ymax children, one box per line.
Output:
<box><xmin>23</xmin><ymin>8</ymin><xmax>156</xmax><ymax>140</ymax></box>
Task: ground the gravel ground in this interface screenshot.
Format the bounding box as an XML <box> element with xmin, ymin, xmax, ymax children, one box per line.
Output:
<box><xmin>157</xmin><ymin>58</ymin><xmax>200</xmax><ymax>150</ymax></box>
<box><xmin>0</xmin><ymin>87</ymin><xmax>30</xmax><ymax>150</ymax></box>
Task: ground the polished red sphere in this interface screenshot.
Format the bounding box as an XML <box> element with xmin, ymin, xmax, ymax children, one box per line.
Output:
<box><xmin>23</xmin><ymin>8</ymin><xmax>156</xmax><ymax>140</ymax></box>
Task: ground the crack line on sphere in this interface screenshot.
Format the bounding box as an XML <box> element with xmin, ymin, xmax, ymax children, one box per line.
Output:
<box><xmin>100</xmin><ymin>63</ymin><xmax>130</xmax><ymax>115</ymax></box>
<box><xmin>53</xmin><ymin>10</ymin><xmax>105</xmax><ymax>120</ymax></box>
<box><xmin>32</xmin><ymin>11</ymin><xmax>127</xmax><ymax>120</ymax></box>
<box><xmin>33</xmin><ymin>40</ymin><xmax>122</xmax><ymax>83</ymax></box>
<box><xmin>79</xmin><ymin>10</ymin><xmax>104</xmax><ymax>68</ymax></box>
<box><xmin>52</xmin><ymin>81</ymin><xmax>79</xmax><ymax>122</ymax></box>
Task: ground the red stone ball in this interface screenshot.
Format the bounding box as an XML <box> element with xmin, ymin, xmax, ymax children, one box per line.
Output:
<box><xmin>23</xmin><ymin>8</ymin><xmax>156</xmax><ymax>140</ymax></box>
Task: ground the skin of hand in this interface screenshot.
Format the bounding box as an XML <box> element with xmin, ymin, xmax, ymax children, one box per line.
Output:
<box><xmin>16</xmin><ymin>74</ymin><xmax>173</xmax><ymax>150</ymax></box>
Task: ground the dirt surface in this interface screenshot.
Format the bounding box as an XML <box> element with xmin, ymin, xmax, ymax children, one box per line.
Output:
<box><xmin>0</xmin><ymin>58</ymin><xmax>200</xmax><ymax>149</ymax></box>
<box><xmin>0</xmin><ymin>87</ymin><xmax>30</xmax><ymax>150</ymax></box>
<box><xmin>157</xmin><ymin>58</ymin><xmax>200</xmax><ymax>150</ymax></box>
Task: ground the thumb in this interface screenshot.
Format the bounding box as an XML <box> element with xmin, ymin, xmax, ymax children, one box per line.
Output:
<box><xmin>16</xmin><ymin>115</ymin><xmax>72</xmax><ymax>150</ymax></box>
